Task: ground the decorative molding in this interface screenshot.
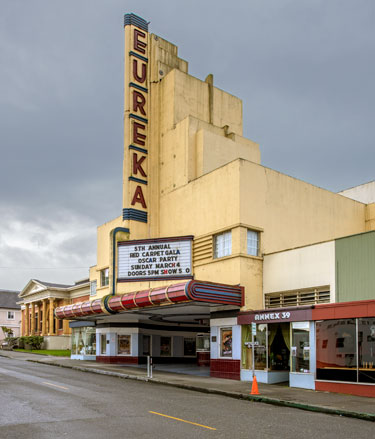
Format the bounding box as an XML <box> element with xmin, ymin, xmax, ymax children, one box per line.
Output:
<box><xmin>124</xmin><ymin>13</ymin><xmax>148</xmax><ymax>32</ymax></box>
<box><xmin>122</xmin><ymin>208</ymin><xmax>148</xmax><ymax>223</ymax></box>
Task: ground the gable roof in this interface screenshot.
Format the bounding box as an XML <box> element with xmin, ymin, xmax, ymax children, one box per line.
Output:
<box><xmin>19</xmin><ymin>278</ymin><xmax>90</xmax><ymax>300</ymax></box>
<box><xmin>0</xmin><ymin>290</ymin><xmax>21</xmax><ymax>310</ymax></box>
<box><xmin>34</xmin><ymin>280</ymin><xmax>73</xmax><ymax>289</ymax></box>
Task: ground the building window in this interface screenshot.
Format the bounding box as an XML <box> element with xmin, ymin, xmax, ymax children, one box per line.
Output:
<box><xmin>291</xmin><ymin>322</ymin><xmax>310</xmax><ymax>373</ymax></box>
<box><xmin>118</xmin><ymin>335</ymin><xmax>131</xmax><ymax>355</ymax></box>
<box><xmin>196</xmin><ymin>334</ymin><xmax>210</xmax><ymax>352</ymax></box>
<box><xmin>316</xmin><ymin>319</ymin><xmax>357</xmax><ymax>382</ymax></box>
<box><xmin>214</xmin><ymin>231</ymin><xmax>231</xmax><ymax>258</ymax></box>
<box><xmin>7</xmin><ymin>311</ymin><xmax>15</xmax><ymax>320</ymax></box>
<box><xmin>58</xmin><ymin>319</ymin><xmax>63</xmax><ymax>330</ymax></box>
<box><xmin>160</xmin><ymin>336</ymin><xmax>171</xmax><ymax>356</ymax></box>
<box><xmin>142</xmin><ymin>335</ymin><xmax>151</xmax><ymax>356</ymax></box>
<box><xmin>100</xmin><ymin>334</ymin><xmax>107</xmax><ymax>355</ymax></box>
<box><xmin>220</xmin><ymin>327</ymin><xmax>233</xmax><ymax>358</ymax></box>
<box><xmin>90</xmin><ymin>280</ymin><xmax>97</xmax><ymax>296</ymax></box>
<box><xmin>101</xmin><ymin>268</ymin><xmax>109</xmax><ymax>287</ymax></box>
<box><xmin>242</xmin><ymin>324</ymin><xmax>267</xmax><ymax>369</ymax></box>
<box><xmin>71</xmin><ymin>327</ymin><xmax>96</xmax><ymax>356</ymax></box>
<box><xmin>358</xmin><ymin>318</ymin><xmax>375</xmax><ymax>383</ymax></box>
<box><xmin>247</xmin><ymin>229</ymin><xmax>259</xmax><ymax>256</ymax></box>
<box><xmin>184</xmin><ymin>338</ymin><xmax>196</xmax><ymax>356</ymax></box>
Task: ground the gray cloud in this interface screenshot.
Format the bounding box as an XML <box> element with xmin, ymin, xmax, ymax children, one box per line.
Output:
<box><xmin>1</xmin><ymin>0</ymin><xmax>374</xmax><ymax>289</ymax></box>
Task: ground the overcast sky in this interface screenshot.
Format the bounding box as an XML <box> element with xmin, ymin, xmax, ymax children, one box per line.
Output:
<box><xmin>1</xmin><ymin>0</ymin><xmax>374</xmax><ymax>291</ymax></box>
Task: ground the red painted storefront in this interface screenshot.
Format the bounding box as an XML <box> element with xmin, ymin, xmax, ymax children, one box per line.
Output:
<box><xmin>313</xmin><ymin>300</ymin><xmax>375</xmax><ymax>398</ymax></box>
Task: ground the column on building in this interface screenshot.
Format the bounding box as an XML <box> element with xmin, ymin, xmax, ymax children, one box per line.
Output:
<box><xmin>25</xmin><ymin>304</ymin><xmax>30</xmax><ymax>336</ymax></box>
<box><xmin>41</xmin><ymin>299</ymin><xmax>47</xmax><ymax>336</ymax></box>
<box><xmin>49</xmin><ymin>298</ymin><xmax>55</xmax><ymax>336</ymax></box>
<box><xmin>38</xmin><ymin>302</ymin><xmax>43</xmax><ymax>334</ymax></box>
<box><xmin>31</xmin><ymin>303</ymin><xmax>35</xmax><ymax>336</ymax></box>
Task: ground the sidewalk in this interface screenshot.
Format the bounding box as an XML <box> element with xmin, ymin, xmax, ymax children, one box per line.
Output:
<box><xmin>1</xmin><ymin>350</ymin><xmax>374</xmax><ymax>422</ymax></box>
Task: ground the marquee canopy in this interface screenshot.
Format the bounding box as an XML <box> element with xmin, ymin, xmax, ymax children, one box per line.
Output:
<box><xmin>55</xmin><ymin>280</ymin><xmax>244</xmax><ymax>320</ymax></box>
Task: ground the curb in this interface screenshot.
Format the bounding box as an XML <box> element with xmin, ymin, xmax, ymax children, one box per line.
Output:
<box><xmin>25</xmin><ymin>358</ymin><xmax>375</xmax><ymax>423</ymax></box>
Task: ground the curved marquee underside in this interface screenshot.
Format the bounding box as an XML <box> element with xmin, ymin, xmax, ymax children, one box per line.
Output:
<box><xmin>55</xmin><ymin>280</ymin><xmax>244</xmax><ymax>320</ymax></box>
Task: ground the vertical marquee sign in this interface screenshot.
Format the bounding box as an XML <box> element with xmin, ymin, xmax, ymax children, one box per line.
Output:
<box><xmin>123</xmin><ymin>14</ymin><xmax>149</xmax><ymax>224</ymax></box>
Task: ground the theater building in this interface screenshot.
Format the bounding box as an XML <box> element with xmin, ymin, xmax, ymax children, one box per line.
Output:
<box><xmin>52</xmin><ymin>14</ymin><xmax>374</xmax><ymax>395</ymax></box>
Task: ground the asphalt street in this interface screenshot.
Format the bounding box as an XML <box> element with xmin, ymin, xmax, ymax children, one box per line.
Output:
<box><xmin>0</xmin><ymin>356</ymin><xmax>373</xmax><ymax>439</ymax></box>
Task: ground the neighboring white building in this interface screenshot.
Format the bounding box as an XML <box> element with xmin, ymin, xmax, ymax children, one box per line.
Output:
<box><xmin>263</xmin><ymin>241</ymin><xmax>336</xmax><ymax>307</ymax></box>
<box><xmin>339</xmin><ymin>180</ymin><xmax>375</xmax><ymax>204</ymax></box>
<box><xmin>0</xmin><ymin>289</ymin><xmax>21</xmax><ymax>341</ymax></box>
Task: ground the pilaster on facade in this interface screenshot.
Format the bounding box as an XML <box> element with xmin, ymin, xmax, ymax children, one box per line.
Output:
<box><xmin>41</xmin><ymin>299</ymin><xmax>47</xmax><ymax>336</ymax></box>
<box><xmin>48</xmin><ymin>298</ymin><xmax>55</xmax><ymax>336</ymax></box>
<box><xmin>30</xmin><ymin>303</ymin><xmax>35</xmax><ymax>336</ymax></box>
<box><xmin>25</xmin><ymin>303</ymin><xmax>30</xmax><ymax>336</ymax></box>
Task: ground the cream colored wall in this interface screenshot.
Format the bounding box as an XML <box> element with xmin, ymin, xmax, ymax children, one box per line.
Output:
<box><xmin>160</xmin><ymin>160</ymin><xmax>241</xmax><ymax>237</ymax></box>
<box><xmin>239</xmin><ymin>160</ymin><xmax>366</xmax><ymax>254</ymax></box>
<box><xmin>96</xmin><ymin>216</ymin><xmax>123</xmax><ymax>269</ymax></box>
<box><xmin>365</xmin><ymin>203</ymin><xmax>375</xmax><ymax>231</ymax></box>
<box><xmin>91</xmin><ymin>216</ymin><xmax>124</xmax><ymax>297</ymax></box>
<box><xmin>159</xmin><ymin>115</ymin><xmax>260</xmax><ymax>195</ymax></box>
<box><xmin>263</xmin><ymin>241</ymin><xmax>336</xmax><ymax>302</ymax></box>
<box><xmin>196</xmin><ymin>128</ymin><xmax>260</xmax><ymax>177</ymax></box>
<box><xmin>159</xmin><ymin>69</ymin><xmax>243</xmax><ymax>138</ymax></box>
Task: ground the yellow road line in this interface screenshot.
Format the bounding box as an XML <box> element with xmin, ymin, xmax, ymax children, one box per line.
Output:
<box><xmin>42</xmin><ymin>381</ymin><xmax>68</xmax><ymax>390</ymax></box>
<box><xmin>149</xmin><ymin>411</ymin><xmax>216</xmax><ymax>431</ymax></box>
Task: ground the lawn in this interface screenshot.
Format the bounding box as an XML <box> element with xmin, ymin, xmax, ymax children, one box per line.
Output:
<box><xmin>14</xmin><ymin>349</ymin><xmax>71</xmax><ymax>357</ymax></box>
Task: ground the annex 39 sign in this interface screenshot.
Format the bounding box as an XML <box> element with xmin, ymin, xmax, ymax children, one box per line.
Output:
<box><xmin>118</xmin><ymin>236</ymin><xmax>193</xmax><ymax>282</ymax></box>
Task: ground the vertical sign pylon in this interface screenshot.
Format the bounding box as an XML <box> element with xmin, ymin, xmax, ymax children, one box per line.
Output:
<box><xmin>123</xmin><ymin>14</ymin><xmax>150</xmax><ymax>226</ymax></box>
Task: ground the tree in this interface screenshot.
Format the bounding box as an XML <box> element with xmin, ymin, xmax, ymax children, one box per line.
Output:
<box><xmin>1</xmin><ymin>326</ymin><xmax>14</xmax><ymax>339</ymax></box>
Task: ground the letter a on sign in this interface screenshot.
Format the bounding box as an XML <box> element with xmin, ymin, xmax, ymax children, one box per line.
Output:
<box><xmin>131</xmin><ymin>185</ymin><xmax>147</xmax><ymax>209</ymax></box>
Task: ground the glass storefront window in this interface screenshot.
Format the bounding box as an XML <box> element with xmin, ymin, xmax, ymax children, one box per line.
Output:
<box><xmin>316</xmin><ymin>319</ymin><xmax>357</xmax><ymax>382</ymax></box>
<box><xmin>254</xmin><ymin>324</ymin><xmax>267</xmax><ymax>369</ymax></box>
<box><xmin>291</xmin><ymin>322</ymin><xmax>310</xmax><ymax>373</ymax></box>
<box><xmin>268</xmin><ymin>323</ymin><xmax>290</xmax><ymax>371</ymax></box>
<box><xmin>101</xmin><ymin>333</ymin><xmax>107</xmax><ymax>355</ymax></box>
<box><xmin>143</xmin><ymin>335</ymin><xmax>151</xmax><ymax>355</ymax></box>
<box><xmin>71</xmin><ymin>327</ymin><xmax>96</xmax><ymax>355</ymax></box>
<box><xmin>196</xmin><ymin>334</ymin><xmax>210</xmax><ymax>352</ymax></box>
<box><xmin>118</xmin><ymin>335</ymin><xmax>131</xmax><ymax>355</ymax></box>
<box><xmin>184</xmin><ymin>337</ymin><xmax>196</xmax><ymax>356</ymax></box>
<box><xmin>358</xmin><ymin>318</ymin><xmax>375</xmax><ymax>384</ymax></box>
<box><xmin>160</xmin><ymin>336</ymin><xmax>171</xmax><ymax>356</ymax></box>
<box><xmin>241</xmin><ymin>324</ymin><xmax>267</xmax><ymax>370</ymax></box>
<box><xmin>220</xmin><ymin>328</ymin><xmax>232</xmax><ymax>357</ymax></box>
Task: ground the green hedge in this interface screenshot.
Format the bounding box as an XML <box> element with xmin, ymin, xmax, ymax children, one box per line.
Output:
<box><xmin>18</xmin><ymin>336</ymin><xmax>44</xmax><ymax>350</ymax></box>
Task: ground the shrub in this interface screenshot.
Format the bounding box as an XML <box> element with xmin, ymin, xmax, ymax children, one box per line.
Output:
<box><xmin>18</xmin><ymin>336</ymin><xmax>44</xmax><ymax>350</ymax></box>
<box><xmin>8</xmin><ymin>337</ymin><xmax>19</xmax><ymax>349</ymax></box>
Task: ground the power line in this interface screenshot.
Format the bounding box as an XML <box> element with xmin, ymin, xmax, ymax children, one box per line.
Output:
<box><xmin>0</xmin><ymin>266</ymin><xmax>88</xmax><ymax>270</ymax></box>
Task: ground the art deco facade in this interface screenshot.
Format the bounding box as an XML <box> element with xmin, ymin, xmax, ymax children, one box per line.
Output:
<box><xmin>21</xmin><ymin>13</ymin><xmax>375</xmax><ymax>396</ymax></box>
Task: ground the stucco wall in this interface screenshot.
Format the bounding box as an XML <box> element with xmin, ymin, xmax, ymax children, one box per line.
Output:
<box><xmin>239</xmin><ymin>160</ymin><xmax>366</xmax><ymax>254</ymax></box>
<box><xmin>263</xmin><ymin>241</ymin><xmax>336</xmax><ymax>301</ymax></box>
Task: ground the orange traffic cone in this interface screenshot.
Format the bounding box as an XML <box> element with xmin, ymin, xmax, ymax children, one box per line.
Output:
<box><xmin>250</xmin><ymin>376</ymin><xmax>260</xmax><ymax>395</ymax></box>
